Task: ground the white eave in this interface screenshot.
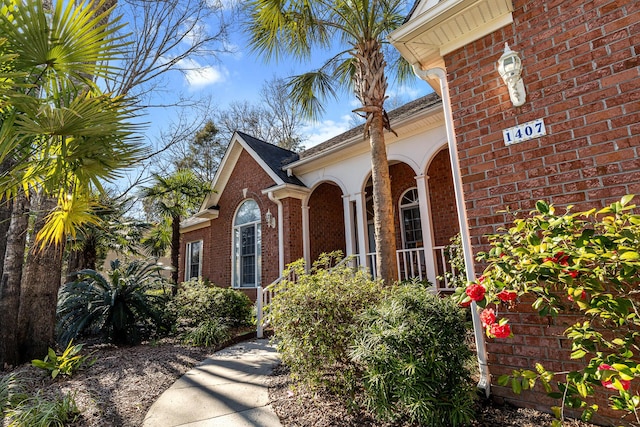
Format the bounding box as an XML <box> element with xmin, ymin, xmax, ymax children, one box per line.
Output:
<box><xmin>389</xmin><ymin>0</ymin><xmax>514</xmax><ymax>71</ymax></box>
<box><xmin>180</xmin><ymin>216</ymin><xmax>210</xmax><ymax>234</ymax></box>
<box><xmin>286</xmin><ymin>101</ymin><xmax>443</xmax><ymax>176</ymax></box>
<box><xmin>262</xmin><ymin>183</ymin><xmax>310</xmax><ymax>200</ymax></box>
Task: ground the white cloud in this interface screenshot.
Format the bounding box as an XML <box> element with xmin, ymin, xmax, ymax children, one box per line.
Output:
<box><xmin>301</xmin><ymin>114</ymin><xmax>353</xmax><ymax>149</ymax></box>
<box><xmin>178</xmin><ymin>58</ymin><xmax>228</xmax><ymax>88</ymax></box>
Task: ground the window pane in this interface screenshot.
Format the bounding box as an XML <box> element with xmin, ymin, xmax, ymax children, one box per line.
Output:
<box><xmin>234</xmin><ymin>199</ymin><xmax>260</xmax><ymax>225</ymax></box>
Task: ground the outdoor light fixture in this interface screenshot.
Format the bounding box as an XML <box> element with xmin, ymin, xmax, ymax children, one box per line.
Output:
<box><xmin>497</xmin><ymin>43</ymin><xmax>526</xmax><ymax>107</ymax></box>
<box><xmin>265</xmin><ymin>209</ymin><xmax>276</xmax><ymax>228</ymax></box>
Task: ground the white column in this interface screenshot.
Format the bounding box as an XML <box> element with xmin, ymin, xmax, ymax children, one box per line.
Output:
<box><xmin>353</xmin><ymin>192</ymin><xmax>368</xmax><ymax>269</ymax></box>
<box><xmin>342</xmin><ymin>195</ymin><xmax>355</xmax><ymax>257</ymax></box>
<box><xmin>301</xmin><ymin>203</ymin><xmax>310</xmax><ymax>271</ymax></box>
<box><xmin>415</xmin><ymin>174</ymin><xmax>437</xmax><ymax>288</ymax></box>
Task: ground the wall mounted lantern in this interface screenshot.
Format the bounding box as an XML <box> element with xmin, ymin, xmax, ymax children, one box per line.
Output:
<box><xmin>265</xmin><ymin>209</ymin><xmax>276</xmax><ymax>228</ymax></box>
<box><xmin>497</xmin><ymin>43</ymin><xmax>526</xmax><ymax>107</ymax></box>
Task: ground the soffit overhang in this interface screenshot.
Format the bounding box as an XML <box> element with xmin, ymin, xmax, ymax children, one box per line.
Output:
<box><xmin>389</xmin><ymin>0</ymin><xmax>514</xmax><ymax>89</ymax></box>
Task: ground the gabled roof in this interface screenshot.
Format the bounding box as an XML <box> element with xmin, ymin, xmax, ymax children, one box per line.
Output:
<box><xmin>196</xmin><ymin>132</ymin><xmax>305</xmax><ymax>217</ymax></box>
<box><xmin>235</xmin><ymin>131</ymin><xmax>303</xmax><ymax>186</ymax></box>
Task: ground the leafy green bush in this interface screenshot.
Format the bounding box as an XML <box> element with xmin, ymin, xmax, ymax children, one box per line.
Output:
<box><xmin>5</xmin><ymin>391</ymin><xmax>79</xmax><ymax>427</ymax></box>
<box><xmin>171</xmin><ymin>279</ymin><xmax>253</xmax><ymax>327</ymax></box>
<box><xmin>455</xmin><ymin>195</ymin><xmax>640</xmax><ymax>424</ymax></box>
<box><xmin>351</xmin><ymin>282</ymin><xmax>475</xmax><ymax>426</ymax></box>
<box><xmin>182</xmin><ymin>319</ymin><xmax>231</xmax><ymax>347</ymax></box>
<box><xmin>57</xmin><ymin>259</ymin><xmax>170</xmax><ymax>345</ymax></box>
<box><xmin>268</xmin><ymin>252</ymin><xmax>384</xmax><ymax>393</ymax></box>
<box><xmin>31</xmin><ymin>341</ymin><xmax>94</xmax><ymax>379</ymax></box>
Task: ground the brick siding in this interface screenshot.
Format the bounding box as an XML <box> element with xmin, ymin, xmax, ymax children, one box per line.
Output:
<box><xmin>427</xmin><ymin>148</ymin><xmax>460</xmax><ymax>246</ymax></box>
<box><xmin>443</xmin><ymin>0</ymin><xmax>639</xmax><ymax>421</ymax></box>
<box><xmin>308</xmin><ymin>182</ymin><xmax>346</xmax><ymax>263</ymax></box>
<box><xmin>180</xmin><ymin>149</ymin><xmax>280</xmax><ymax>300</ymax></box>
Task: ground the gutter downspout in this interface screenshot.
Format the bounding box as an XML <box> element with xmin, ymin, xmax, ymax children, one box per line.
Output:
<box><xmin>267</xmin><ymin>191</ymin><xmax>285</xmax><ymax>275</ymax></box>
<box><xmin>413</xmin><ymin>64</ymin><xmax>491</xmax><ymax>397</ymax></box>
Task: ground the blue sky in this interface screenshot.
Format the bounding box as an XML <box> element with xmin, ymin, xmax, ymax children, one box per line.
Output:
<box><xmin>134</xmin><ymin>1</ymin><xmax>432</xmax><ymax>151</ymax></box>
<box><xmin>136</xmin><ymin>1</ymin><xmax>430</xmax><ymax>152</ymax></box>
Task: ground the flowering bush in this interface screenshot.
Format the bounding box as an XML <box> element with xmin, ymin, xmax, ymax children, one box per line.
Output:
<box><xmin>454</xmin><ymin>195</ymin><xmax>640</xmax><ymax>425</ymax></box>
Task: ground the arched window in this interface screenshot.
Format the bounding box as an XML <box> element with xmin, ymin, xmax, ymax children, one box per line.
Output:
<box><xmin>233</xmin><ymin>199</ymin><xmax>262</xmax><ymax>288</ymax></box>
<box><xmin>399</xmin><ymin>188</ymin><xmax>423</xmax><ymax>249</ymax></box>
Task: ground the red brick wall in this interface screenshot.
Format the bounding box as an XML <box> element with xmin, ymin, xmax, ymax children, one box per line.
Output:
<box><xmin>281</xmin><ymin>197</ymin><xmax>304</xmax><ymax>267</ymax></box>
<box><xmin>443</xmin><ymin>0</ymin><xmax>639</xmax><ymax>420</ymax></box>
<box><xmin>179</xmin><ymin>149</ymin><xmax>280</xmax><ymax>299</ymax></box>
<box><xmin>427</xmin><ymin>149</ymin><xmax>460</xmax><ymax>246</ymax></box>
<box><xmin>308</xmin><ymin>182</ymin><xmax>346</xmax><ymax>263</ymax></box>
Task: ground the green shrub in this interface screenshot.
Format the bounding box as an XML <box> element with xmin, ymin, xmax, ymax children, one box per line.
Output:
<box><xmin>171</xmin><ymin>279</ymin><xmax>253</xmax><ymax>327</ymax></box>
<box><xmin>5</xmin><ymin>392</ymin><xmax>79</xmax><ymax>427</ymax></box>
<box><xmin>182</xmin><ymin>319</ymin><xmax>231</xmax><ymax>347</ymax></box>
<box><xmin>57</xmin><ymin>259</ymin><xmax>170</xmax><ymax>345</ymax></box>
<box><xmin>31</xmin><ymin>341</ymin><xmax>94</xmax><ymax>379</ymax></box>
<box><xmin>455</xmin><ymin>195</ymin><xmax>640</xmax><ymax>424</ymax></box>
<box><xmin>351</xmin><ymin>282</ymin><xmax>476</xmax><ymax>426</ymax></box>
<box><xmin>268</xmin><ymin>252</ymin><xmax>384</xmax><ymax>393</ymax></box>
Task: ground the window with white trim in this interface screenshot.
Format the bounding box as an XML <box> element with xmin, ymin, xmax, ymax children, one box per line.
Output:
<box><xmin>399</xmin><ymin>188</ymin><xmax>423</xmax><ymax>249</ymax></box>
<box><xmin>233</xmin><ymin>199</ymin><xmax>261</xmax><ymax>288</ymax></box>
<box><xmin>185</xmin><ymin>240</ymin><xmax>202</xmax><ymax>281</ymax></box>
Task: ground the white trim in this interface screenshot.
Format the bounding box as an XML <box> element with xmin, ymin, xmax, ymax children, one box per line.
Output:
<box><xmin>185</xmin><ymin>240</ymin><xmax>203</xmax><ymax>281</ymax></box>
<box><xmin>200</xmin><ymin>132</ymin><xmax>285</xmax><ymax>215</ymax></box>
<box><xmin>231</xmin><ymin>199</ymin><xmax>262</xmax><ymax>289</ymax></box>
<box><xmin>415</xmin><ymin>174</ymin><xmax>438</xmax><ymax>287</ymax></box>
<box><xmin>398</xmin><ymin>187</ymin><xmax>421</xmax><ymax>250</ymax></box>
<box><xmin>301</xmin><ymin>204</ymin><xmax>310</xmax><ymax>269</ymax></box>
<box><xmin>413</xmin><ymin>64</ymin><xmax>491</xmax><ymax>397</ymax></box>
<box><xmin>267</xmin><ymin>191</ymin><xmax>285</xmax><ymax>275</ymax></box>
<box><xmin>180</xmin><ymin>219</ymin><xmax>210</xmax><ymax>234</ymax></box>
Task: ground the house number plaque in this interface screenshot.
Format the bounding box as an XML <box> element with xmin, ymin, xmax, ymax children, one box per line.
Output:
<box><xmin>503</xmin><ymin>118</ymin><xmax>546</xmax><ymax>145</ymax></box>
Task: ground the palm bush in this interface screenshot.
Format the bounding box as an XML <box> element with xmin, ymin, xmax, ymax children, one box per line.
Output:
<box><xmin>351</xmin><ymin>282</ymin><xmax>476</xmax><ymax>426</ymax></box>
<box><xmin>57</xmin><ymin>259</ymin><xmax>171</xmax><ymax>345</ymax></box>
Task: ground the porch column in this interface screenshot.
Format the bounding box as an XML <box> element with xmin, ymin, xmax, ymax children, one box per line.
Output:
<box><xmin>301</xmin><ymin>203</ymin><xmax>310</xmax><ymax>271</ymax></box>
<box><xmin>415</xmin><ymin>174</ymin><xmax>438</xmax><ymax>287</ymax></box>
<box><xmin>353</xmin><ymin>192</ymin><xmax>368</xmax><ymax>270</ymax></box>
<box><xmin>342</xmin><ymin>195</ymin><xmax>355</xmax><ymax>257</ymax></box>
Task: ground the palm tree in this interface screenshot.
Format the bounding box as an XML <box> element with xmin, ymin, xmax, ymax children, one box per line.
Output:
<box><xmin>246</xmin><ymin>0</ymin><xmax>412</xmax><ymax>284</ymax></box>
<box><xmin>0</xmin><ymin>0</ymin><xmax>144</xmax><ymax>364</ymax></box>
<box><xmin>140</xmin><ymin>170</ymin><xmax>211</xmax><ymax>292</ymax></box>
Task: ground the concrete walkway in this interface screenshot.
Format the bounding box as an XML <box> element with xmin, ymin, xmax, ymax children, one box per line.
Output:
<box><xmin>143</xmin><ymin>339</ymin><xmax>283</xmax><ymax>427</ymax></box>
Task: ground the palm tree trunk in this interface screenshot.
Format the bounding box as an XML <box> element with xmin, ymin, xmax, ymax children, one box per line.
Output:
<box><xmin>171</xmin><ymin>213</ymin><xmax>181</xmax><ymax>294</ymax></box>
<box><xmin>0</xmin><ymin>192</ymin><xmax>29</xmax><ymax>367</ymax></box>
<box><xmin>369</xmin><ymin>114</ymin><xmax>397</xmax><ymax>284</ymax></box>
<box><xmin>355</xmin><ymin>39</ymin><xmax>398</xmax><ymax>284</ymax></box>
<box><xmin>17</xmin><ymin>195</ymin><xmax>64</xmax><ymax>362</ymax></box>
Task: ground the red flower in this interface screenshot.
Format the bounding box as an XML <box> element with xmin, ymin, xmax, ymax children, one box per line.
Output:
<box><xmin>567</xmin><ymin>290</ymin><xmax>587</xmax><ymax>302</ymax></box>
<box><xmin>478</xmin><ymin>275</ymin><xmax>486</xmax><ymax>283</ymax></box>
<box><xmin>598</xmin><ymin>364</ymin><xmax>631</xmax><ymax>391</ymax></box>
<box><xmin>480</xmin><ymin>308</ymin><xmax>496</xmax><ymax>327</ymax></box>
<box><xmin>459</xmin><ymin>299</ymin><xmax>472</xmax><ymax>308</ymax></box>
<box><xmin>563</xmin><ymin>270</ymin><xmax>579</xmax><ymax>278</ymax></box>
<box><xmin>465</xmin><ymin>283</ymin><xmax>486</xmax><ymax>302</ymax></box>
<box><xmin>497</xmin><ymin>290</ymin><xmax>518</xmax><ymax>302</ymax></box>
<box><xmin>490</xmin><ymin>323</ymin><xmax>511</xmax><ymax>339</ymax></box>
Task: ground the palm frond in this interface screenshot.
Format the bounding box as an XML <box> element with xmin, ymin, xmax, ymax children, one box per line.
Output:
<box><xmin>287</xmin><ymin>70</ymin><xmax>339</xmax><ymax>121</ymax></box>
<box><xmin>0</xmin><ymin>0</ymin><xmax>127</xmax><ymax>86</ymax></box>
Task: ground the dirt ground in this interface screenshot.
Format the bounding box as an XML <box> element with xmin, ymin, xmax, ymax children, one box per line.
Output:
<box><xmin>0</xmin><ymin>338</ymin><xmax>613</xmax><ymax>427</ymax></box>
